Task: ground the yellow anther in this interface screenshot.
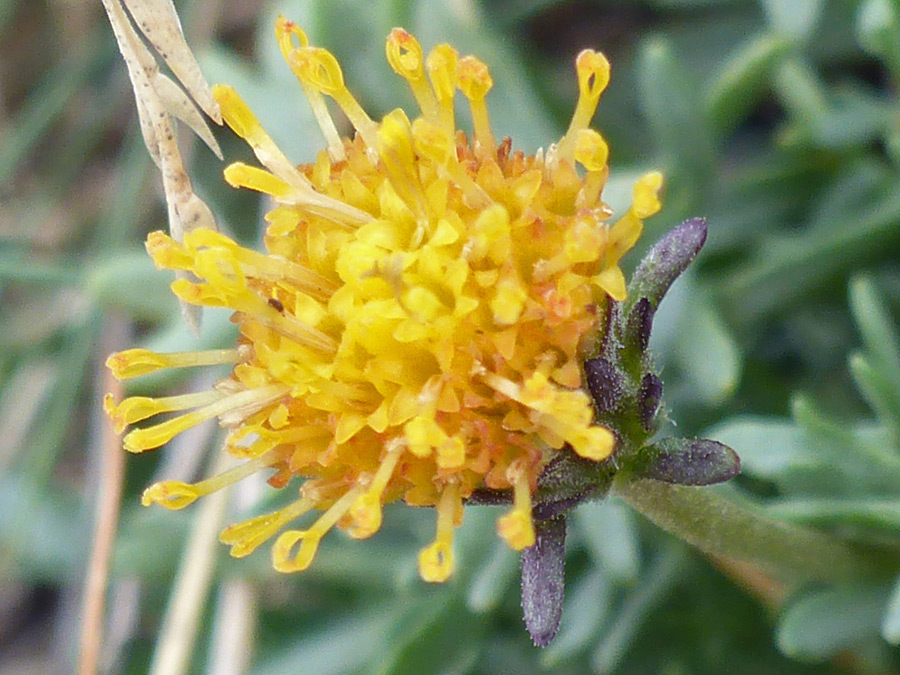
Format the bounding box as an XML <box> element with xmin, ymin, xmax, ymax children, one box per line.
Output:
<box><xmin>144</xmin><ymin>231</ymin><xmax>193</xmax><ymax>269</ymax></box>
<box><xmin>275</xmin><ymin>15</ymin><xmax>309</xmax><ymax>51</ymax></box>
<box><xmin>289</xmin><ymin>47</ymin><xmax>380</xmax><ymax>150</ymax></box>
<box><xmin>568</xmin><ymin>424</ymin><xmax>616</xmax><ymax>461</ymax></box>
<box><xmin>386</xmin><ymin>28</ymin><xmax>438</xmax><ymax>119</ymax></box>
<box><xmin>275</xmin><ymin>16</ymin><xmax>345</xmax><ymax>161</ymax></box>
<box><xmin>220</xmin><ymin>493</ymin><xmax>316</xmax><ymax>557</ymax></box>
<box><xmin>106</xmin><ymin>348</ymin><xmax>241</xmax><ymax>380</ymax></box>
<box><xmin>558</xmin><ymin>49</ymin><xmax>611</xmax><ymax>161</ymax></box>
<box><xmin>142</xmin><ymin>449</ymin><xmax>286</xmax><ymax>511</ymax></box>
<box><xmin>418</xmin><ymin>482</ymin><xmax>460</xmax><ymax>582</ymax></box>
<box><xmin>273</xmin><ymin>487</ymin><xmax>362</xmax><ymax>572</ymax></box>
<box><xmin>574</xmin><ymin>129</ymin><xmax>609</xmax><ymax>172</ymax></box>
<box><xmin>141</xmin><ymin>482</ymin><xmax>201</xmax><ymax>510</ymax></box>
<box><xmin>122</xmin><ymin>385</ymin><xmax>289</xmax><ymax>453</ymax></box>
<box><xmin>346</xmin><ymin>492</ymin><xmax>383</xmax><ymax>539</ymax></box>
<box><xmin>289</xmin><ymin>46</ymin><xmax>344</xmax><ymax>96</ymax></box>
<box><xmin>466</xmin><ymin>203</ymin><xmax>510</xmax><ymax>265</ymax></box>
<box><xmin>224</xmin><ymin>163</ymin><xmax>293</xmax><ymax>198</ymax></box>
<box><xmin>458</xmin><ymin>55</ymin><xmax>495</xmax><ymax>153</ymax></box>
<box><xmin>457</xmin><ymin>55</ymin><xmax>493</xmax><ymax>101</ymax></box>
<box><xmin>272</xmin><ymin>529</ymin><xmax>320</xmax><ymax>573</ymax></box>
<box><xmin>632</xmin><ymin>170</ymin><xmax>664</xmax><ymax>219</ymax></box>
<box><xmin>497</xmin><ymin>464</ymin><xmax>535</xmax><ymax>550</ymax></box>
<box><xmin>104</xmin><ymin>390</ymin><xmax>223</xmax><ymax>433</ymax></box>
<box><xmin>426</xmin><ymin>44</ymin><xmax>459</xmax><ymax>132</ymax></box>
<box><xmin>213</xmin><ymin>85</ymin><xmax>308</xmax><ymax>186</ymax></box>
<box><xmin>386</xmin><ymin>28</ymin><xmax>423</xmax><ymax>77</ymax></box>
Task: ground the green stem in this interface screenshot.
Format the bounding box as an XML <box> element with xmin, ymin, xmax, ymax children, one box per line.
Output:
<box><xmin>612</xmin><ymin>477</ymin><xmax>891</xmax><ymax>583</ymax></box>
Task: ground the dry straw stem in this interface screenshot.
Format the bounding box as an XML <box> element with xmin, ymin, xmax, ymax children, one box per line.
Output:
<box><xmin>100</xmin><ymin>0</ymin><xmax>223</xmax><ymax>332</ymax></box>
<box><xmin>78</xmin><ymin>322</ymin><xmax>128</xmax><ymax>675</ymax></box>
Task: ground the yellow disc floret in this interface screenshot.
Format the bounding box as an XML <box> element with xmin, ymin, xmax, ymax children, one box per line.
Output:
<box><xmin>105</xmin><ymin>18</ymin><xmax>663</xmax><ymax>583</ymax></box>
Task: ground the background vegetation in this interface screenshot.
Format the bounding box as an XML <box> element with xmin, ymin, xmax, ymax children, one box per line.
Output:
<box><xmin>1</xmin><ymin>0</ymin><xmax>899</xmax><ymax>673</ymax></box>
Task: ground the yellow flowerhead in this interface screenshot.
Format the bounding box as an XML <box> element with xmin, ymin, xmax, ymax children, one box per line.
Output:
<box><xmin>105</xmin><ymin>18</ymin><xmax>663</xmax><ymax>583</ymax></box>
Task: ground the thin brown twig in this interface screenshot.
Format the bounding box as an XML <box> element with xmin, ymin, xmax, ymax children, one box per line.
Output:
<box><xmin>78</xmin><ymin>319</ymin><xmax>128</xmax><ymax>675</ymax></box>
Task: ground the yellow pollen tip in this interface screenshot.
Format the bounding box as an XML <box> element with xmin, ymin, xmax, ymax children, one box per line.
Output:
<box><xmin>497</xmin><ymin>463</ymin><xmax>536</xmax><ymax>550</ymax></box>
<box><xmin>347</xmin><ymin>492</ymin><xmax>383</xmax><ymax>539</ymax></box>
<box><xmin>559</xmin><ymin>49</ymin><xmax>612</xmax><ymax>160</ymax></box>
<box><xmin>275</xmin><ymin>15</ymin><xmax>309</xmax><ymax>54</ymax></box>
<box><xmin>106</xmin><ymin>349</ymin><xmax>169</xmax><ymax>379</ymax></box>
<box><xmin>576</xmin><ymin>50</ymin><xmax>611</xmax><ymax>97</ymax></box>
<box><xmin>418</xmin><ymin>482</ymin><xmax>460</xmax><ymax>583</ymax></box>
<box><xmin>213</xmin><ymin>84</ymin><xmax>265</xmax><ymax>143</ymax></box>
<box><xmin>457</xmin><ymin>55</ymin><xmax>493</xmax><ymax>101</ymax></box>
<box><xmin>426</xmin><ymin>44</ymin><xmax>459</xmax><ymax>102</ymax></box>
<box><xmin>272</xmin><ymin>530</ymin><xmax>320</xmax><ymax>573</ymax></box>
<box><xmin>632</xmin><ymin>171</ymin><xmax>664</xmax><ymax>218</ymax></box>
<box><xmin>141</xmin><ymin>481</ymin><xmax>200</xmax><ymax>510</ymax></box>
<box><xmin>145</xmin><ymin>231</ymin><xmax>193</xmax><ymax>269</ymax></box>
<box><xmin>289</xmin><ymin>46</ymin><xmax>345</xmax><ymax>97</ymax></box>
<box><xmin>105</xmin><ymin>348</ymin><xmax>240</xmax><ymax>380</ymax></box>
<box><xmin>570</xmin><ymin>424</ymin><xmax>617</xmax><ymax>461</ymax></box>
<box><xmin>418</xmin><ymin>539</ymin><xmax>454</xmax><ymax>583</ymax></box>
<box><xmin>497</xmin><ymin>510</ymin><xmax>535</xmax><ymax>551</ymax></box>
<box><xmin>574</xmin><ymin>129</ymin><xmax>609</xmax><ymax>172</ymax></box>
<box><xmin>220</xmin><ymin>495</ymin><xmax>315</xmax><ymax>558</ymax></box>
<box><xmin>386</xmin><ymin>28</ymin><xmax>425</xmax><ymax>81</ymax></box>
<box><xmin>223</xmin><ymin>162</ymin><xmax>292</xmax><ymax>198</ymax></box>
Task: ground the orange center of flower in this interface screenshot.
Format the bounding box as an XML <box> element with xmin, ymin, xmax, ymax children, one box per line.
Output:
<box><xmin>105</xmin><ymin>18</ymin><xmax>662</xmax><ymax>583</ymax></box>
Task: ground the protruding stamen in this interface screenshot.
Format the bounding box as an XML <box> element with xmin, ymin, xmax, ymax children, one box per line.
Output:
<box><xmin>418</xmin><ymin>481</ymin><xmax>460</xmax><ymax>582</ymax></box>
<box><xmin>496</xmin><ymin>461</ymin><xmax>536</xmax><ymax>550</ymax></box>
<box><xmin>104</xmin><ymin>390</ymin><xmax>223</xmax><ymax>433</ymax></box>
<box><xmin>184</xmin><ymin>228</ymin><xmax>337</xmax><ymax>301</ymax></box>
<box><xmin>276</xmin><ymin>15</ymin><xmax>346</xmax><ymax>161</ymax></box>
<box><xmin>272</xmin><ymin>486</ymin><xmax>363</xmax><ymax>573</ymax></box>
<box><xmin>213</xmin><ymin>85</ymin><xmax>313</xmax><ymax>188</ymax></box>
<box><xmin>123</xmin><ymin>384</ymin><xmax>289</xmax><ymax>453</ymax></box>
<box><xmin>604</xmin><ymin>170</ymin><xmax>664</xmax><ymax>267</ymax></box>
<box><xmin>426</xmin><ymin>44</ymin><xmax>458</xmax><ymax>134</ymax></box>
<box><xmin>457</xmin><ymin>55</ymin><xmax>495</xmax><ymax>153</ymax></box>
<box><xmin>557</xmin><ymin>50</ymin><xmax>611</xmax><ymax>161</ymax></box>
<box><xmin>223</xmin><ymin>162</ymin><xmax>372</xmax><ymax>227</ymax></box>
<box><xmin>170</xmin><ymin>277</ymin><xmax>339</xmax><ymax>354</ymax></box>
<box><xmin>142</xmin><ymin>449</ymin><xmax>285</xmax><ymax>510</ymax></box>
<box><xmin>289</xmin><ymin>47</ymin><xmax>380</xmax><ymax>151</ymax></box>
<box><xmin>106</xmin><ymin>348</ymin><xmax>241</xmax><ymax>380</ymax></box>
<box><xmin>386</xmin><ymin>28</ymin><xmax>438</xmax><ymax>120</ymax></box>
<box><xmin>220</xmin><ymin>491</ymin><xmax>317</xmax><ymax>557</ymax></box>
<box><xmin>346</xmin><ymin>439</ymin><xmax>405</xmax><ymax>539</ymax></box>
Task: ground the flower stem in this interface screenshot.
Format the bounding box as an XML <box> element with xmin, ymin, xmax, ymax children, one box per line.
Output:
<box><xmin>612</xmin><ymin>477</ymin><xmax>891</xmax><ymax>583</ymax></box>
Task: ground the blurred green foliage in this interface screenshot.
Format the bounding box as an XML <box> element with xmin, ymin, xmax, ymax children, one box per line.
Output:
<box><xmin>2</xmin><ymin>0</ymin><xmax>900</xmax><ymax>673</ymax></box>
